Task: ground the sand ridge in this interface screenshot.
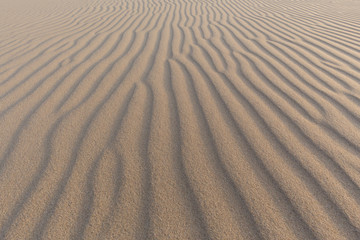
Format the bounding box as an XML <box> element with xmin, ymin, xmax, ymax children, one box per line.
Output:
<box><xmin>0</xmin><ymin>0</ymin><xmax>360</xmax><ymax>239</ymax></box>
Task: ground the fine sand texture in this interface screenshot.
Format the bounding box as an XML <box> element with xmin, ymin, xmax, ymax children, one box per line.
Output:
<box><xmin>1</xmin><ymin>0</ymin><xmax>360</xmax><ymax>239</ymax></box>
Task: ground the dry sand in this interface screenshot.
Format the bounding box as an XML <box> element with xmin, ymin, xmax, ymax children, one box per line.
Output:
<box><xmin>1</xmin><ymin>0</ymin><xmax>360</xmax><ymax>239</ymax></box>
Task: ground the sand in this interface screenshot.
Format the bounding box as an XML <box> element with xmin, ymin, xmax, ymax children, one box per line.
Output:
<box><xmin>0</xmin><ymin>0</ymin><xmax>360</xmax><ymax>239</ymax></box>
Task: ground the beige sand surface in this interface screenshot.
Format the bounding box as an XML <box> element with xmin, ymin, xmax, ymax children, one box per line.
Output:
<box><xmin>1</xmin><ymin>0</ymin><xmax>360</xmax><ymax>239</ymax></box>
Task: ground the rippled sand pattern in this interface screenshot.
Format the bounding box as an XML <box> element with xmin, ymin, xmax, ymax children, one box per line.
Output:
<box><xmin>1</xmin><ymin>0</ymin><xmax>360</xmax><ymax>239</ymax></box>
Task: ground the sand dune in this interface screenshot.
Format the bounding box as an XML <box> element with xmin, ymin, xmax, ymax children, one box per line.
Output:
<box><xmin>1</xmin><ymin>0</ymin><xmax>360</xmax><ymax>239</ymax></box>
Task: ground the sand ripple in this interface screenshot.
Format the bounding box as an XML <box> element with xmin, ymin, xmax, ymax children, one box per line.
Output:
<box><xmin>0</xmin><ymin>0</ymin><xmax>360</xmax><ymax>239</ymax></box>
